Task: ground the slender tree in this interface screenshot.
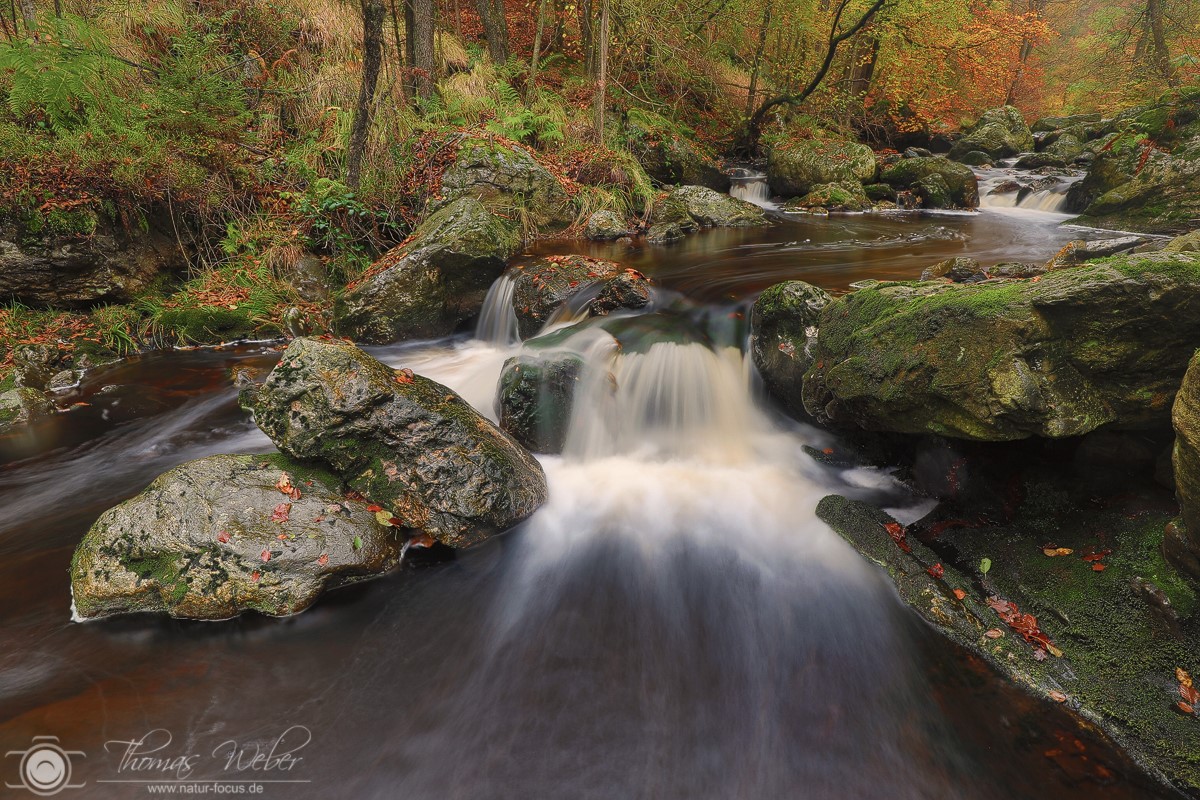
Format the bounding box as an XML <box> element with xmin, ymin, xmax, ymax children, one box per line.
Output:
<box><xmin>593</xmin><ymin>0</ymin><xmax>609</xmax><ymax>140</ymax></box>
<box><xmin>474</xmin><ymin>0</ymin><xmax>509</xmax><ymax>63</ymax></box>
<box><xmin>526</xmin><ymin>0</ymin><xmax>549</xmax><ymax>105</ymax></box>
<box><xmin>347</xmin><ymin>0</ymin><xmax>386</xmax><ymax>189</ymax></box>
<box><xmin>745</xmin><ymin>0</ymin><xmax>775</xmax><ymax>121</ymax></box>
<box><xmin>17</xmin><ymin>0</ymin><xmax>35</xmax><ymax>39</ymax></box>
<box><xmin>411</xmin><ymin>0</ymin><xmax>435</xmax><ymax>98</ymax></box>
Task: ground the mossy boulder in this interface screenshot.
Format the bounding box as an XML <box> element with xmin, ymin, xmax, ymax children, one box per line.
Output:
<box><xmin>0</xmin><ymin>387</ymin><xmax>53</xmax><ymax>433</ymax></box>
<box><xmin>766</xmin><ymin>139</ymin><xmax>877</xmax><ymax>198</ymax></box>
<box><xmin>69</xmin><ymin>453</ymin><xmax>403</xmax><ymax>620</ymax></box>
<box><xmin>624</xmin><ymin>110</ymin><xmax>729</xmax><ymax>191</ymax></box>
<box><xmin>949</xmin><ymin>105</ymin><xmax>1034</xmax><ymax>160</ymax></box>
<box><xmin>253</xmin><ymin>338</ymin><xmax>547</xmax><ymax>547</ymax></box>
<box><xmin>1031</xmin><ymin>112</ymin><xmax>1102</xmax><ymax>133</ymax></box>
<box><xmin>879</xmin><ymin>156</ymin><xmax>979</xmax><ymax>209</ymax></box>
<box><xmin>334</xmin><ymin>198</ymin><xmax>520</xmax><ymax>343</ymax></box>
<box><xmin>1163</xmin><ymin>230</ymin><xmax>1200</xmax><ymax>253</ymax></box>
<box><xmin>511</xmin><ymin>255</ymin><xmax>652</xmax><ymax>339</ymax></box>
<box><xmin>496</xmin><ymin>352</ymin><xmax>583</xmax><ymax>453</ymax></box>
<box><xmin>1170</xmin><ymin>351</ymin><xmax>1200</xmax><ymax>575</ymax></box>
<box><xmin>749</xmin><ymin>281</ymin><xmax>832</xmax><ymax>417</ymax></box>
<box><xmin>156</xmin><ymin>306</ymin><xmax>272</xmax><ymax>345</ymax></box>
<box><xmin>436</xmin><ymin>138</ymin><xmax>576</xmax><ymax>232</ymax></box>
<box><xmin>0</xmin><ymin>210</ymin><xmax>184</xmax><ymax>307</ymax></box>
<box><xmin>800</xmin><ymin>254</ymin><xmax>1200</xmax><ymax>440</ymax></box>
<box><xmin>1074</xmin><ymin>141</ymin><xmax>1200</xmax><ymax>235</ymax></box>
<box><xmin>669</xmin><ymin>185</ymin><xmax>767</xmax><ymax>227</ymax></box>
<box><xmin>788</xmin><ymin>181</ymin><xmax>870</xmax><ymax>212</ymax></box>
<box><xmin>584</xmin><ymin>210</ymin><xmax>632</xmax><ymax>241</ymax></box>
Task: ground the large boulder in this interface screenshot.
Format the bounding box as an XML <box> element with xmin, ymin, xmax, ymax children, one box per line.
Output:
<box><xmin>669</xmin><ymin>185</ymin><xmax>767</xmax><ymax>227</ymax></box>
<box><xmin>1171</xmin><ymin>352</ymin><xmax>1200</xmax><ymax>576</ymax></box>
<box><xmin>253</xmin><ymin>338</ymin><xmax>547</xmax><ymax>547</ymax></box>
<box><xmin>749</xmin><ymin>281</ymin><xmax>832</xmax><ymax>418</ymax></box>
<box><xmin>496</xmin><ymin>352</ymin><xmax>583</xmax><ymax>453</ymax></box>
<box><xmin>949</xmin><ymin>106</ymin><xmax>1034</xmax><ymax>161</ymax></box>
<box><xmin>767</xmin><ymin>139</ymin><xmax>876</xmax><ymax>197</ymax></box>
<box><xmin>70</xmin><ymin>454</ymin><xmax>403</xmax><ymax>620</ymax></box>
<box><xmin>624</xmin><ymin>110</ymin><xmax>729</xmax><ymax>191</ymax></box>
<box><xmin>798</xmin><ymin>253</ymin><xmax>1200</xmax><ymax>440</ymax></box>
<box><xmin>584</xmin><ymin>210</ymin><xmax>632</xmax><ymax>241</ymax></box>
<box><xmin>1031</xmin><ymin>113</ymin><xmax>1102</xmax><ymax>134</ymax></box>
<box><xmin>334</xmin><ymin>198</ymin><xmax>520</xmax><ymax>343</ymax></box>
<box><xmin>0</xmin><ymin>211</ymin><xmax>183</xmax><ymax>307</ymax></box>
<box><xmin>436</xmin><ymin>138</ymin><xmax>576</xmax><ymax>231</ymax></box>
<box><xmin>879</xmin><ymin>156</ymin><xmax>979</xmax><ymax>208</ymax></box>
<box><xmin>511</xmin><ymin>255</ymin><xmax>652</xmax><ymax>339</ymax></box>
<box><xmin>787</xmin><ymin>181</ymin><xmax>871</xmax><ymax>212</ymax></box>
<box><xmin>1073</xmin><ymin>137</ymin><xmax>1200</xmax><ymax>235</ymax></box>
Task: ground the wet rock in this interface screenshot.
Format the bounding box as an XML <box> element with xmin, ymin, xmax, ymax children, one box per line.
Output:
<box><xmin>436</xmin><ymin>138</ymin><xmax>576</xmax><ymax>232</ymax></box>
<box><xmin>957</xmin><ymin>150</ymin><xmax>994</xmax><ymax>166</ymax></box>
<box><xmin>800</xmin><ymin>253</ymin><xmax>1200</xmax><ymax>440</ymax></box>
<box><xmin>496</xmin><ymin>352</ymin><xmax>583</xmax><ymax>453</ymax></box>
<box><xmin>988</xmin><ymin>179</ymin><xmax>1022</xmax><ymax>197</ymax></box>
<box><xmin>919</xmin><ymin>257</ymin><xmax>984</xmax><ymax>283</ymax></box>
<box><xmin>12</xmin><ymin>344</ymin><xmax>63</xmax><ymax>390</ymax></box>
<box><xmin>863</xmin><ymin>183</ymin><xmax>896</xmax><ymax>202</ymax></box>
<box><xmin>1032</xmin><ymin>112</ymin><xmax>1102</xmax><ymax>133</ymax></box>
<box><xmin>0</xmin><ymin>211</ymin><xmax>184</xmax><ymax>307</ymax></box>
<box><xmin>585</xmin><ymin>210</ymin><xmax>633</xmax><ymax>241</ymax></box>
<box><xmin>69</xmin><ymin>453</ymin><xmax>402</xmax><ymax>620</ymax></box>
<box><xmin>879</xmin><ymin>156</ymin><xmax>978</xmax><ymax>209</ymax></box>
<box><xmin>767</xmin><ymin>139</ymin><xmax>877</xmax><ymax>197</ymax></box>
<box><xmin>1170</xmin><ymin>351</ymin><xmax>1200</xmax><ymax>575</ymax></box>
<box><xmin>948</xmin><ymin>105</ymin><xmax>1035</xmax><ymax>161</ymax></box>
<box><xmin>511</xmin><ymin>255</ymin><xmax>651</xmax><ymax>338</ymax></box>
<box><xmin>989</xmin><ymin>261</ymin><xmax>1045</xmax><ymax>279</ymax></box>
<box><xmin>749</xmin><ymin>281</ymin><xmax>832</xmax><ymax>418</ymax></box>
<box><xmin>903</xmin><ymin>147</ymin><xmax>932</xmax><ymax>159</ymax></box>
<box><xmin>1162</xmin><ymin>229</ymin><xmax>1200</xmax><ymax>253</ymax></box>
<box><xmin>669</xmin><ymin>185</ymin><xmax>767</xmax><ymax>227</ymax></box>
<box><xmin>789</xmin><ymin>181</ymin><xmax>870</xmax><ymax>212</ymax></box>
<box><xmin>646</xmin><ymin>191</ymin><xmax>698</xmax><ymax>244</ymax></box>
<box><xmin>281</xmin><ymin>254</ymin><xmax>333</xmax><ymax>302</ymax></box>
<box><xmin>0</xmin><ymin>387</ymin><xmax>53</xmax><ymax>433</ymax></box>
<box><xmin>334</xmin><ymin>198</ymin><xmax>520</xmax><ymax>343</ymax></box>
<box><xmin>253</xmin><ymin>338</ymin><xmax>547</xmax><ymax>547</ymax></box>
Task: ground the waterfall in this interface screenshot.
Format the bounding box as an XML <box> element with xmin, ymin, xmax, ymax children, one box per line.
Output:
<box><xmin>476</xmin><ymin>273</ymin><xmax>520</xmax><ymax>345</ymax></box>
<box><xmin>729</xmin><ymin>169</ymin><xmax>777</xmax><ymax>210</ymax></box>
<box><xmin>976</xmin><ymin>168</ymin><xmax>1081</xmax><ymax>215</ymax></box>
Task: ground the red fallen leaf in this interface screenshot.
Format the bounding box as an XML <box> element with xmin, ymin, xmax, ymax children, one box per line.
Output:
<box><xmin>345</xmin><ymin>490</ymin><xmax>366</xmax><ymax>502</ymax></box>
<box><xmin>883</xmin><ymin>521</ymin><xmax>912</xmax><ymax>553</ymax></box>
<box><xmin>1177</xmin><ymin>702</ymin><xmax>1195</xmax><ymax>715</ymax></box>
<box><xmin>316</xmin><ymin>554</ymin><xmax>329</xmax><ymax>567</ymax></box>
<box><xmin>271</xmin><ymin>502</ymin><xmax>291</xmax><ymax>523</ymax></box>
<box><xmin>927</xmin><ymin>563</ymin><xmax>944</xmax><ymax>579</ymax></box>
<box><xmin>305</xmin><ymin>480</ymin><xmax>313</xmax><ymax>487</ymax></box>
<box><xmin>953</xmin><ymin>588</ymin><xmax>967</xmax><ymax>600</ymax></box>
<box><xmin>1092</xmin><ymin>562</ymin><xmax>1106</xmax><ymax>572</ymax></box>
<box><xmin>822</xmin><ymin>448</ymin><xmax>834</xmax><ymax>455</ymax></box>
<box><xmin>408</xmin><ymin>532</ymin><xmax>436</xmax><ymax>548</ymax></box>
<box><xmin>394</xmin><ymin>368</ymin><xmax>415</xmax><ymax>385</ymax></box>
<box><xmin>366</xmin><ymin>504</ymin><xmax>384</xmax><ymax>512</ymax></box>
<box><xmin>984</xmin><ymin>629</ymin><xmax>1003</xmax><ymax>639</ymax></box>
<box><xmin>1182</xmin><ymin>684</ymin><xmax>1200</xmax><ymax>705</ymax></box>
<box><xmin>288</xmin><ymin>487</ymin><xmax>302</xmax><ymax>501</ymax></box>
<box><xmin>250</xmin><ymin>570</ymin><xmax>261</xmax><ymax>582</ymax></box>
<box><xmin>216</xmin><ymin>530</ymin><xmax>231</xmax><ymax>544</ymax></box>
<box><xmin>260</xmin><ymin>549</ymin><xmax>271</xmax><ymax>562</ymax></box>
<box><xmin>1082</xmin><ymin>549</ymin><xmax>1112</xmax><ymax>562</ymax></box>
<box><xmin>987</xmin><ymin>596</ymin><xmax>1012</xmax><ymax>614</ymax></box>
<box><xmin>277</xmin><ymin>533</ymin><xmax>288</xmax><ymax>540</ymax></box>
<box><xmin>1049</xmin><ymin>690</ymin><xmax>1067</xmax><ymax>702</ymax></box>
<box><xmin>313</xmin><ymin>516</ymin><xmax>325</xmax><ymax>523</ymax></box>
<box><xmin>71</xmin><ymin>401</ymin><xmax>91</xmax><ymax>407</ymax></box>
<box><xmin>389</xmin><ymin>517</ymin><xmax>404</xmax><ymax>526</ymax></box>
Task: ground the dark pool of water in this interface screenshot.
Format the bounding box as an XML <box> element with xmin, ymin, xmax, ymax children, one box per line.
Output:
<box><xmin>0</xmin><ymin>207</ymin><xmax>1185</xmax><ymax>799</ymax></box>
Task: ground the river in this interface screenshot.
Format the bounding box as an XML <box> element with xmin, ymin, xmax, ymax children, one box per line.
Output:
<box><xmin>0</xmin><ymin>171</ymin><xmax>1180</xmax><ymax>799</ymax></box>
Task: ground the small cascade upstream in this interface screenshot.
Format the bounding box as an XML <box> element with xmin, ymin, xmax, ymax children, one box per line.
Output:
<box><xmin>976</xmin><ymin>163</ymin><xmax>1082</xmax><ymax>214</ymax></box>
<box><xmin>729</xmin><ymin>168</ymin><xmax>778</xmax><ymax>209</ymax></box>
<box><xmin>474</xmin><ymin>272</ymin><xmax>521</xmax><ymax>345</ymax></box>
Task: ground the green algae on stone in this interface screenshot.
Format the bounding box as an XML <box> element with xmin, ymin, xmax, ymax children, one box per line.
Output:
<box><xmin>496</xmin><ymin>352</ymin><xmax>583</xmax><ymax>454</ymax></box>
<box><xmin>253</xmin><ymin>337</ymin><xmax>547</xmax><ymax>548</ymax></box>
<box><xmin>749</xmin><ymin>281</ymin><xmax>832</xmax><ymax>418</ymax></box>
<box><xmin>70</xmin><ymin>453</ymin><xmax>402</xmax><ymax>621</ymax></box>
<box><xmin>767</xmin><ymin>139</ymin><xmax>876</xmax><ymax>197</ymax></box>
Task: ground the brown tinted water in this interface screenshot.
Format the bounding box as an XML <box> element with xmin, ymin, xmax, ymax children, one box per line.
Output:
<box><xmin>0</xmin><ymin>204</ymin><xmax>1185</xmax><ymax>799</ymax></box>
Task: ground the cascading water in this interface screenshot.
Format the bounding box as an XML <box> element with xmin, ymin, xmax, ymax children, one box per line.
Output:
<box><xmin>976</xmin><ymin>164</ymin><xmax>1082</xmax><ymax>215</ymax></box>
<box><xmin>729</xmin><ymin>168</ymin><xmax>777</xmax><ymax>210</ymax></box>
<box><xmin>475</xmin><ymin>272</ymin><xmax>521</xmax><ymax>345</ymax></box>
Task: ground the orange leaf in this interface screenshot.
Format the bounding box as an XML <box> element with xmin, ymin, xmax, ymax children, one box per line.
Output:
<box><xmin>953</xmin><ymin>588</ymin><xmax>967</xmax><ymax>600</ymax></box>
<box><xmin>1049</xmin><ymin>690</ymin><xmax>1067</xmax><ymax>703</ymax></box>
<box><xmin>984</xmin><ymin>628</ymin><xmax>1003</xmax><ymax>639</ymax></box>
<box><xmin>316</xmin><ymin>554</ymin><xmax>329</xmax><ymax>567</ymax></box>
<box><xmin>1177</xmin><ymin>701</ymin><xmax>1195</xmax><ymax>715</ymax></box>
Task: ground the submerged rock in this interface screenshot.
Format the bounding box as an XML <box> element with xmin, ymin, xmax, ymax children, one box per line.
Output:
<box><xmin>767</xmin><ymin>139</ymin><xmax>876</xmax><ymax>197</ymax></box>
<box><xmin>511</xmin><ymin>255</ymin><xmax>651</xmax><ymax>339</ymax></box>
<box><xmin>879</xmin><ymin>157</ymin><xmax>979</xmax><ymax>209</ymax></box>
<box><xmin>70</xmin><ymin>454</ymin><xmax>402</xmax><ymax>620</ymax></box>
<box><xmin>798</xmin><ymin>254</ymin><xmax>1200</xmax><ymax>440</ymax></box>
<box><xmin>749</xmin><ymin>281</ymin><xmax>832</xmax><ymax>418</ymax></box>
<box><xmin>496</xmin><ymin>352</ymin><xmax>583</xmax><ymax>453</ymax></box>
<box><xmin>948</xmin><ymin>105</ymin><xmax>1034</xmax><ymax>161</ymax></box>
<box><xmin>253</xmin><ymin>338</ymin><xmax>547</xmax><ymax>547</ymax></box>
<box><xmin>436</xmin><ymin>138</ymin><xmax>576</xmax><ymax>232</ymax></box>
<box><xmin>334</xmin><ymin>198</ymin><xmax>520</xmax><ymax>343</ymax></box>
<box><xmin>0</xmin><ymin>387</ymin><xmax>53</xmax><ymax>433</ymax></box>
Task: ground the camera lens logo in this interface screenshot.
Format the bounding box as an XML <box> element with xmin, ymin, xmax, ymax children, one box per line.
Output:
<box><xmin>5</xmin><ymin>737</ymin><xmax>86</xmax><ymax>796</ymax></box>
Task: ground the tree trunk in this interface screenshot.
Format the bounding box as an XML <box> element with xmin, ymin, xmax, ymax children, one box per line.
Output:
<box><xmin>412</xmin><ymin>0</ymin><xmax>435</xmax><ymax>99</ymax></box>
<box><xmin>387</xmin><ymin>0</ymin><xmax>408</xmax><ymax>105</ymax></box>
<box><xmin>579</xmin><ymin>0</ymin><xmax>596</xmax><ymax>78</ymax></box>
<box><xmin>846</xmin><ymin>33</ymin><xmax>878</xmax><ymax>101</ymax></box>
<box><xmin>526</xmin><ymin>0</ymin><xmax>548</xmax><ymax>105</ymax></box>
<box><xmin>593</xmin><ymin>0</ymin><xmax>609</xmax><ymax>141</ymax></box>
<box><xmin>745</xmin><ymin>0</ymin><xmax>775</xmax><ymax>121</ymax></box>
<box><xmin>17</xmin><ymin>0</ymin><xmax>35</xmax><ymax>39</ymax></box>
<box><xmin>1005</xmin><ymin>0</ymin><xmax>1046</xmax><ymax>104</ymax></box>
<box><xmin>1146</xmin><ymin>0</ymin><xmax>1177</xmax><ymax>86</ymax></box>
<box><xmin>474</xmin><ymin>0</ymin><xmax>509</xmax><ymax>63</ymax></box>
<box><xmin>347</xmin><ymin>0</ymin><xmax>386</xmax><ymax>190</ymax></box>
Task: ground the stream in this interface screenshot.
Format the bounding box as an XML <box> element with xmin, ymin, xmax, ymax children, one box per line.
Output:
<box><xmin>0</xmin><ymin>169</ymin><xmax>1181</xmax><ymax>799</ymax></box>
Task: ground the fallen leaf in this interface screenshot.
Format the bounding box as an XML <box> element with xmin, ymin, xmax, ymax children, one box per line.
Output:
<box><xmin>366</xmin><ymin>504</ymin><xmax>384</xmax><ymax>512</ymax></box>
<box><xmin>1083</xmin><ymin>549</ymin><xmax>1112</xmax><ymax>562</ymax></box>
<box><xmin>984</xmin><ymin>628</ymin><xmax>1003</xmax><ymax>639</ymax></box>
<box><xmin>883</xmin><ymin>521</ymin><xmax>912</xmax><ymax>553</ymax></box>
<box><xmin>1181</xmin><ymin>684</ymin><xmax>1200</xmax><ymax>705</ymax></box>
<box><xmin>1178</xmin><ymin>668</ymin><xmax>1194</xmax><ymax>688</ymax></box>
<box><xmin>1049</xmin><ymin>690</ymin><xmax>1067</xmax><ymax>702</ymax></box>
<box><xmin>277</xmin><ymin>533</ymin><xmax>288</xmax><ymax>540</ymax></box>
<box><xmin>316</xmin><ymin>554</ymin><xmax>329</xmax><ymax>567</ymax></box>
<box><xmin>1043</xmin><ymin>547</ymin><xmax>1074</xmax><ymax>557</ymax></box>
<box><xmin>1177</xmin><ymin>702</ymin><xmax>1195</xmax><ymax>715</ymax></box>
<box><xmin>275</xmin><ymin>473</ymin><xmax>294</xmax><ymax>495</ymax></box>
<box><xmin>822</xmin><ymin>448</ymin><xmax>834</xmax><ymax>455</ymax></box>
<box><xmin>408</xmin><ymin>532</ymin><xmax>436</xmax><ymax>548</ymax></box>
<box><xmin>216</xmin><ymin>530</ymin><xmax>231</xmax><ymax>544</ymax></box>
<box><xmin>394</xmin><ymin>368</ymin><xmax>415</xmax><ymax>385</ymax></box>
<box><xmin>375</xmin><ymin>509</ymin><xmax>397</xmax><ymax>526</ymax></box>
<box><xmin>1047</xmin><ymin>643</ymin><xmax>1064</xmax><ymax>658</ymax></box>
<box><xmin>260</xmin><ymin>549</ymin><xmax>271</xmax><ymax>562</ymax></box>
<box><xmin>953</xmin><ymin>588</ymin><xmax>967</xmax><ymax>600</ymax></box>
<box><xmin>271</xmin><ymin>502</ymin><xmax>291</xmax><ymax>523</ymax></box>
<box><xmin>927</xmin><ymin>563</ymin><xmax>944</xmax><ymax>579</ymax></box>
<box><xmin>1092</xmin><ymin>562</ymin><xmax>1106</xmax><ymax>572</ymax></box>
<box><xmin>250</xmin><ymin>570</ymin><xmax>261</xmax><ymax>582</ymax></box>
<box><xmin>352</xmin><ymin>536</ymin><xmax>363</xmax><ymax>551</ymax></box>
